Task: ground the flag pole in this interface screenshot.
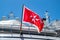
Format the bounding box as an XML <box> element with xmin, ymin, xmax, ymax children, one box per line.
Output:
<box><xmin>20</xmin><ymin>5</ymin><xmax>24</xmax><ymax>38</ymax></box>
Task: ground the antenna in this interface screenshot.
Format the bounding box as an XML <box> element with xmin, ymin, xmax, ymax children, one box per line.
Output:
<box><xmin>45</xmin><ymin>10</ymin><xmax>50</xmax><ymax>27</ymax></box>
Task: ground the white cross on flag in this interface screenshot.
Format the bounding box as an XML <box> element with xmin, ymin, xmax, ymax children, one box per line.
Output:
<box><xmin>23</xmin><ymin>6</ymin><xmax>44</xmax><ymax>32</ymax></box>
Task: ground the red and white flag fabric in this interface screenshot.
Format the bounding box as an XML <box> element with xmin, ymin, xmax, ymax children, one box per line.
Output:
<box><xmin>23</xmin><ymin>6</ymin><xmax>44</xmax><ymax>32</ymax></box>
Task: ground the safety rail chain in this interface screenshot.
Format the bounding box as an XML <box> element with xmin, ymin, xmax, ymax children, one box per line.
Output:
<box><xmin>0</xmin><ymin>33</ymin><xmax>60</xmax><ymax>40</ymax></box>
<box><xmin>0</xmin><ymin>29</ymin><xmax>60</xmax><ymax>40</ymax></box>
<box><xmin>0</xmin><ymin>28</ymin><xmax>59</xmax><ymax>37</ymax></box>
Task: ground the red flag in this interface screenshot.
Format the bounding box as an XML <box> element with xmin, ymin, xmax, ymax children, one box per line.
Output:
<box><xmin>23</xmin><ymin>6</ymin><xmax>44</xmax><ymax>32</ymax></box>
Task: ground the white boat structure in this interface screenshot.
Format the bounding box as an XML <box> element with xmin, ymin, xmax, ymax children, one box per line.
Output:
<box><xmin>0</xmin><ymin>11</ymin><xmax>60</xmax><ymax>40</ymax></box>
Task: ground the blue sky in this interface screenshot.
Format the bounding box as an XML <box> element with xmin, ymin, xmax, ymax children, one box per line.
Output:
<box><xmin>0</xmin><ymin>0</ymin><xmax>60</xmax><ymax>21</ymax></box>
